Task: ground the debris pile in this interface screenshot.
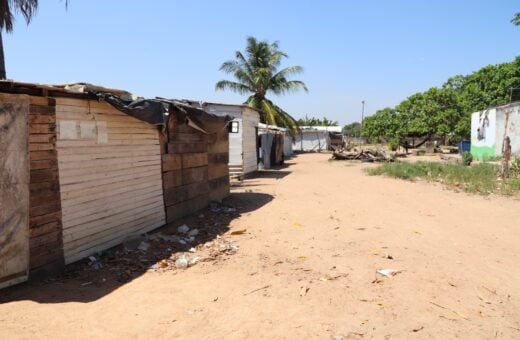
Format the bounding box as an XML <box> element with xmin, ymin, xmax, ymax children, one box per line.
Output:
<box><xmin>331</xmin><ymin>148</ymin><xmax>397</xmax><ymax>162</ymax></box>
<box><xmin>61</xmin><ymin>201</ymin><xmax>242</xmax><ymax>284</ymax></box>
<box><xmin>148</xmin><ymin>233</ymin><xmax>239</xmax><ymax>272</ymax></box>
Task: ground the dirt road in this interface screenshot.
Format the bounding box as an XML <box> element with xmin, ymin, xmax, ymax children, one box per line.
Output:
<box><xmin>2</xmin><ymin>153</ymin><xmax>520</xmax><ymax>339</ymax></box>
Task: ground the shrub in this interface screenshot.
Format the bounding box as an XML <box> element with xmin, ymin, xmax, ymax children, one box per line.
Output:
<box><xmin>388</xmin><ymin>138</ymin><xmax>399</xmax><ymax>151</ymax></box>
<box><xmin>462</xmin><ymin>151</ymin><xmax>473</xmax><ymax>166</ymax></box>
<box><xmin>367</xmin><ymin>161</ymin><xmax>502</xmax><ymax>194</ymax></box>
<box><xmin>510</xmin><ymin>158</ymin><xmax>520</xmax><ymax>179</ymax></box>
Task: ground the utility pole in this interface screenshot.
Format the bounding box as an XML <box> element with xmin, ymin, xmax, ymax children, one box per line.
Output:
<box><xmin>360</xmin><ymin>100</ymin><xmax>365</xmax><ymax>139</ymax></box>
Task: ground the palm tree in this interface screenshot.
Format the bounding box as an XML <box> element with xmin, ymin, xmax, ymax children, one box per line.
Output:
<box><xmin>216</xmin><ymin>37</ymin><xmax>308</xmax><ymax>134</ymax></box>
<box><xmin>0</xmin><ymin>0</ymin><xmax>39</xmax><ymax>79</ymax></box>
<box><xmin>0</xmin><ymin>1</ymin><xmax>68</xmax><ymax>79</ymax></box>
<box><xmin>512</xmin><ymin>12</ymin><xmax>520</xmax><ymax>26</ymax></box>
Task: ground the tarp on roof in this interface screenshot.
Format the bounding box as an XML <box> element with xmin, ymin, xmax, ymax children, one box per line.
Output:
<box><xmin>0</xmin><ymin>80</ymin><xmax>232</xmax><ymax>133</ymax></box>
<box><xmin>168</xmin><ymin>100</ymin><xmax>231</xmax><ymax>134</ymax></box>
<box><xmin>95</xmin><ymin>92</ymin><xmax>168</xmax><ymax>126</ymax></box>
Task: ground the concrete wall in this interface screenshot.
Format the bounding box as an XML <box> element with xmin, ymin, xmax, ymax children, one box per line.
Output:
<box><xmin>495</xmin><ymin>104</ymin><xmax>520</xmax><ymax>157</ymax></box>
<box><xmin>471</xmin><ymin>108</ymin><xmax>497</xmax><ymax>160</ymax></box>
<box><xmin>471</xmin><ymin>103</ymin><xmax>520</xmax><ymax>160</ymax></box>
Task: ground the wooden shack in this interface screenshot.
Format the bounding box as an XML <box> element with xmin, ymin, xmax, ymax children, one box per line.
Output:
<box><xmin>0</xmin><ymin>81</ymin><xmax>230</xmax><ymax>288</ymax></box>
<box><xmin>161</xmin><ymin>102</ymin><xmax>230</xmax><ymax>223</ymax></box>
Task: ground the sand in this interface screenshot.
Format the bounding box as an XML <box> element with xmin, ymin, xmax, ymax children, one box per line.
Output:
<box><xmin>1</xmin><ymin>153</ymin><xmax>520</xmax><ymax>339</ymax></box>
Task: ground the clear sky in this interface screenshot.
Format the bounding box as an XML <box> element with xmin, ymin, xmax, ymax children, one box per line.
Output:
<box><xmin>4</xmin><ymin>1</ymin><xmax>520</xmax><ymax>125</ymax></box>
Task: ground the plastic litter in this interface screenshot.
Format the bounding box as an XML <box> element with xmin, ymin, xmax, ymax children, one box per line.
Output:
<box><xmin>175</xmin><ymin>256</ymin><xmax>189</xmax><ymax>269</ymax></box>
<box><xmin>177</xmin><ymin>224</ymin><xmax>190</xmax><ymax>234</ymax></box>
<box><xmin>376</xmin><ymin>269</ymin><xmax>402</xmax><ymax>277</ymax></box>
<box><xmin>137</xmin><ymin>241</ymin><xmax>150</xmax><ymax>252</ymax></box>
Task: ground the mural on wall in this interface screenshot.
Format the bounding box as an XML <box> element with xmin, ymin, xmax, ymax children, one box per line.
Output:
<box><xmin>477</xmin><ymin>111</ymin><xmax>490</xmax><ymax>141</ymax></box>
<box><xmin>471</xmin><ymin>109</ymin><xmax>496</xmax><ymax>160</ymax></box>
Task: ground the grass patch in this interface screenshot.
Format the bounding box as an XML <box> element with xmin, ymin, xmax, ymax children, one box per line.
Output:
<box><xmin>367</xmin><ymin>161</ymin><xmax>520</xmax><ymax>195</ymax></box>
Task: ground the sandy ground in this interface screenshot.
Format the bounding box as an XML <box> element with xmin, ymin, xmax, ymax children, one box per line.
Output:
<box><xmin>2</xmin><ymin>153</ymin><xmax>520</xmax><ymax>339</ymax></box>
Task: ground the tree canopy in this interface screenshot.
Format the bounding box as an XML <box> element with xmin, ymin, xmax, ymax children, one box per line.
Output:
<box><xmin>297</xmin><ymin>115</ymin><xmax>338</xmax><ymax>126</ymax></box>
<box><xmin>512</xmin><ymin>12</ymin><xmax>520</xmax><ymax>26</ymax></box>
<box><xmin>342</xmin><ymin>122</ymin><xmax>361</xmax><ymax>137</ymax></box>
<box><xmin>216</xmin><ymin>36</ymin><xmax>308</xmax><ymax>135</ymax></box>
<box><xmin>362</xmin><ymin>56</ymin><xmax>520</xmax><ymax>143</ymax></box>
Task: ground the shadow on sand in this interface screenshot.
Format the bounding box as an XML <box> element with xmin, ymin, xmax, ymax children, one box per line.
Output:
<box><xmin>0</xmin><ymin>192</ymin><xmax>273</xmax><ymax>304</ymax></box>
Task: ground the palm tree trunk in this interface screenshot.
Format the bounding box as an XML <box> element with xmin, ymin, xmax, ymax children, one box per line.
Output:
<box><xmin>0</xmin><ymin>31</ymin><xmax>6</xmax><ymax>79</ymax></box>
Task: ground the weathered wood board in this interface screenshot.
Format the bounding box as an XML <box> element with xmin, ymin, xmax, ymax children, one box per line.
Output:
<box><xmin>0</xmin><ymin>94</ymin><xmax>30</xmax><ymax>289</ymax></box>
<box><xmin>55</xmin><ymin>98</ymin><xmax>165</xmax><ymax>264</ymax></box>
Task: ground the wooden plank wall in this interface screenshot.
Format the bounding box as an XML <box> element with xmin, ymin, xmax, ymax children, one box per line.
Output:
<box><xmin>208</xmin><ymin>127</ymin><xmax>230</xmax><ymax>201</ymax></box>
<box><xmin>28</xmin><ymin>96</ymin><xmax>65</xmax><ymax>277</ymax></box>
<box><xmin>163</xmin><ymin>117</ymin><xmax>230</xmax><ymax>223</ymax></box>
<box><xmin>54</xmin><ymin>98</ymin><xmax>165</xmax><ymax>264</ymax></box>
<box><xmin>0</xmin><ymin>94</ymin><xmax>30</xmax><ymax>288</ymax></box>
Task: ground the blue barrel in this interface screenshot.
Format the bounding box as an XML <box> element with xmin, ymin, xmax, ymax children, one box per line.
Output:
<box><xmin>458</xmin><ymin>140</ymin><xmax>471</xmax><ymax>154</ymax></box>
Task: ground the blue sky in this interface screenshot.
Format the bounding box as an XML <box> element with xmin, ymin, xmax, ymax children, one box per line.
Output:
<box><xmin>4</xmin><ymin>1</ymin><xmax>520</xmax><ymax>125</ymax></box>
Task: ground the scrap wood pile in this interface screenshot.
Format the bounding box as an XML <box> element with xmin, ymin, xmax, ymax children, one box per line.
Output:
<box><xmin>331</xmin><ymin>148</ymin><xmax>400</xmax><ymax>162</ymax></box>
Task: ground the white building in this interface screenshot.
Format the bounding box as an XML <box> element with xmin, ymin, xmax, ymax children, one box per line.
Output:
<box><xmin>186</xmin><ymin>101</ymin><xmax>260</xmax><ymax>178</ymax></box>
<box><xmin>293</xmin><ymin>126</ymin><xmax>343</xmax><ymax>152</ymax></box>
<box><xmin>471</xmin><ymin>102</ymin><xmax>520</xmax><ymax>160</ymax></box>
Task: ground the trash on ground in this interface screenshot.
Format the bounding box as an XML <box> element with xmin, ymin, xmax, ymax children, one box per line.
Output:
<box><xmin>122</xmin><ymin>235</ymin><xmax>146</xmax><ymax>251</ymax></box>
<box><xmin>88</xmin><ymin>255</ymin><xmax>103</xmax><ymax>270</ymax></box>
<box><xmin>230</xmin><ymin>229</ymin><xmax>247</xmax><ymax>235</ymax></box>
<box><xmin>412</xmin><ymin>326</ymin><xmax>424</xmax><ymax>333</ymax></box>
<box><xmin>299</xmin><ymin>286</ymin><xmax>310</xmax><ymax>297</ymax></box>
<box><xmin>175</xmin><ymin>256</ymin><xmax>189</xmax><ymax>269</ymax></box>
<box><xmin>376</xmin><ymin>269</ymin><xmax>402</xmax><ymax>277</ymax></box>
<box><xmin>243</xmin><ymin>284</ymin><xmax>271</xmax><ymax>296</ymax></box>
<box><xmin>177</xmin><ymin>224</ymin><xmax>190</xmax><ymax>234</ymax></box>
<box><xmin>331</xmin><ymin>148</ymin><xmax>397</xmax><ymax>162</ymax></box>
<box><xmin>188</xmin><ymin>228</ymin><xmax>199</xmax><ymax>237</ymax></box>
<box><xmin>137</xmin><ymin>241</ymin><xmax>150</xmax><ymax>252</ymax></box>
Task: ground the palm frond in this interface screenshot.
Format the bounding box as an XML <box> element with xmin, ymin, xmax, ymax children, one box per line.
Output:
<box><xmin>0</xmin><ymin>0</ymin><xmax>38</xmax><ymax>31</ymax></box>
<box><xmin>215</xmin><ymin>80</ymin><xmax>252</xmax><ymax>95</ymax></box>
<box><xmin>270</xmin><ymin>80</ymin><xmax>308</xmax><ymax>95</ymax></box>
<box><xmin>217</xmin><ymin>36</ymin><xmax>306</xmax><ymax>134</ymax></box>
<box><xmin>272</xmin><ymin>65</ymin><xmax>304</xmax><ymax>78</ymax></box>
<box><xmin>512</xmin><ymin>12</ymin><xmax>520</xmax><ymax>26</ymax></box>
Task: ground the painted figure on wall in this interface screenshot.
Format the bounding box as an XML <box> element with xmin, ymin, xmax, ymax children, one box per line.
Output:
<box><xmin>477</xmin><ymin>110</ymin><xmax>490</xmax><ymax>141</ymax></box>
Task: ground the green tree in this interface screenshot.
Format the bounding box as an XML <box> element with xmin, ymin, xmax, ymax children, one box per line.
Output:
<box><xmin>512</xmin><ymin>12</ymin><xmax>520</xmax><ymax>25</ymax></box>
<box><xmin>298</xmin><ymin>115</ymin><xmax>338</xmax><ymax>126</ymax></box>
<box><xmin>362</xmin><ymin>107</ymin><xmax>402</xmax><ymax>140</ymax></box>
<box><xmin>342</xmin><ymin>122</ymin><xmax>361</xmax><ymax>137</ymax></box>
<box><xmin>365</xmin><ymin>56</ymin><xmax>520</xmax><ymax>144</ymax></box>
<box><xmin>456</xmin><ymin>58</ymin><xmax>520</xmax><ymax>113</ymax></box>
<box><xmin>216</xmin><ymin>37</ymin><xmax>308</xmax><ymax>135</ymax></box>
